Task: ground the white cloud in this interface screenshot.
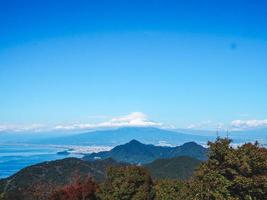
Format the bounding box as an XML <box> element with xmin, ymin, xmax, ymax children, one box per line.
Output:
<box><xmin>231</xmin><ymin>119</ymin><xmax>267</xmax><ymax>130</ymax></box>
<box><xmin>55</xmin><ymin>112</ymin><xmax>162</xmax><ymax>131</ymax></box>
<box><xmin>186</xmin><ymin>121</ymin><xmax>226</xmax><ymax>131</ymax></box>
<box><xmin>0</xmin><ymin>112</ymin><xmax>162</xmax><ymax>133</ymax></box>
<box><xmin>0</xmin><ymin>124</ymin><xmax>46</xmax><ymax>132</ymax></box>
<box><xmin>187</xmin><ymin>120</ymin><xmax>213</xmax><ymax>130</ymax></box>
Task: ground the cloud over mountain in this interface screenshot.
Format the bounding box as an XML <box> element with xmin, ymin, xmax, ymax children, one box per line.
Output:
<box><xmin>0</xmin><ymin>112</ymin><xmax>162</xmax><ymax>133</ymax></box>
<box><xmin>55</xmin><ymin>112</ymin><xmax>162</xmax><ymax>131</ymax></box>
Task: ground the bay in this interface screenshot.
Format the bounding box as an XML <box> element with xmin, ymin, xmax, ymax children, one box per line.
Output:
<box><xmin>0</xmin><ymin>144</ymin><xmax>82</xmax><ymax>179</ymax></box>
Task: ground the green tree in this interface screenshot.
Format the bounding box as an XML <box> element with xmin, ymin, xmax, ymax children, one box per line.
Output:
<box><xmin>184</xmin><ymin>138</ymin><xmax>267</xmax><ymax>200</ymax></box>
<box><xmin>154</xmin><ymin>179</ymin><xmax>183</xmax><ymax>200</ymax></box>
<box><xmin>97</xmin><ymin>166</ymin><xmax>154</xmax><ymax>200</ymax></box>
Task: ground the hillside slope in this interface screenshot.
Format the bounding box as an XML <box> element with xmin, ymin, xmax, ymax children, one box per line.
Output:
<box><xmin>145</xmin><ymin>156</ymin><xmax>201</xmax><ymax>180</ymax></box>
<box><xmin>0</xmin><ymin>158</ymin><xmax>125</xmax><ymax>200</ymax></box>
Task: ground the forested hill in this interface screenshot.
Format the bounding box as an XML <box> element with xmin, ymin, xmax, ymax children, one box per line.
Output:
<box><xmin>83</xmin><ymin>139</ymin><xmax>207</xmax><ymax>164</ymax></box>
<box><xmin>144</xmin><ymin>156</ymin><xmax>201</xmax><ymax>180</ymax></box>
<box><xmin>0</xmin><ymin>155</ymin><xmax>201</xmax><ymax>199</ymax></box>
<box><xmin>0</xmin><ymin>158</ymin><xmax>125</xmax><ymax>200</ymax></box>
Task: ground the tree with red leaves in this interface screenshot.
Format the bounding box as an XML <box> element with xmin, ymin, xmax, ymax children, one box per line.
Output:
<box><xmin>50</xmin><ymin>177</ymin><xmax>98</xmax><ymax>200</ymax></box>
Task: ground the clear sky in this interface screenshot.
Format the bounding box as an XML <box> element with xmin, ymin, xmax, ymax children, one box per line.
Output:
<box><xmin>0</xmin><ymin>0</ymin><xmax>267</xmax><ymax>132</ymax></box>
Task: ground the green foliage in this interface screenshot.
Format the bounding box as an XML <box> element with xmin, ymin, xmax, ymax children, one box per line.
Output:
<box><xmin>153</xmin><ymin>179</ymin><xmax>183</xmax><ymax>200</ymax></box>
<box><xmin>182</xmin><ymin>170</ymin><xmax>234</xmax><ymax>200</ymax></box>
<box><xmin>145</xmin><ymin>156</ymin><xmax>201</xmax><ymax>180</ymax></box>
<box><xmin>97</xmin><ymin>166</ymin><xmax>154</xmax><ymax>200</ymax></box>
<box><xmin>184</xmin><ymin>138</ymin><xmax>267</xmax><ymax>200</ymax></box>
<box><xmin>0</xmin><ymin>193</ymin><xmax>4</xmax><ymax>200</ymax></box>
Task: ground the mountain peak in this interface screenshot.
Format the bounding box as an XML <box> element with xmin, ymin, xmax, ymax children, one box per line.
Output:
<box><xmin>182</xmin><ymin>141</ymin><xmax>201</xmax><ymax>147</ymax></box>
<box><xmin>128</xmin><ymin>139</ymin><xmax>142</xmax><ymax>145</ymax></box>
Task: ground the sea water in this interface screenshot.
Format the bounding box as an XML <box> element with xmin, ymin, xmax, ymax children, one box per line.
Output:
<box><xmin>0</xmin><ymin>144</ymin><xmax>81</xmax><ymax>179</ymax></box>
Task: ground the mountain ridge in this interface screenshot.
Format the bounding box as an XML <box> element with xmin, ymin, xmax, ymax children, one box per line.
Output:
<box><xmin>38</xmin><ymin>127</ymin><xmax>211</xmax><ymax>146</ymax></box>
<box><xmin>83</xmin><ymin>139</ymin><xmax>208</xmax><ymax>164</ymax></box>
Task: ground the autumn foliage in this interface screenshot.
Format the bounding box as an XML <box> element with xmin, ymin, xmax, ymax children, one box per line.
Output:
<box><xmin>50</xmin><ymin>177</ymin><xmax>98</xmax><ymax>200</ymax></box>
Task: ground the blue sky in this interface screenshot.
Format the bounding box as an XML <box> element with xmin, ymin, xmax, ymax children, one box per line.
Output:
<box><xmin>0</xmin><ymin>0</ymin><xmax>267</xmax><ymax>132</ymax></box>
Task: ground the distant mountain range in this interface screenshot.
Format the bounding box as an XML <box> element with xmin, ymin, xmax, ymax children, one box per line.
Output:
<box><xmin>83</xmin><ymin>139</ymin><xmax>208</xmax><ymax>164</ymax></box>
<box><xmin>175</xmin><ymin>128</ymin><xmax>267</xmax><ymax>144</ymax></box>
<box><xmin>38</xmin><ymin>127</ymin><xmax>212</xmax><ymax>146</ymax></box>
<box><xmin>1</xmin><ymin>127</ymin><xmax>266</xmax><ymax>147</ymax></box>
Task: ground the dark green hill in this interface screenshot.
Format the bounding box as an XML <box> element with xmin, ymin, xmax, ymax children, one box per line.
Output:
<box><xmin>84</xmin><ymin>139</ymin><xmax>208</xmax><ymax>164</ymax></box>
<box><xmin>0</xmin><ymin>158</ymin><xmax>125</xmax><ymax>200</ymax></box>
<box><xmin>145</xmin><ymin>156</ymin><xmax>201</xmax><ymax>180</ymax></box>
